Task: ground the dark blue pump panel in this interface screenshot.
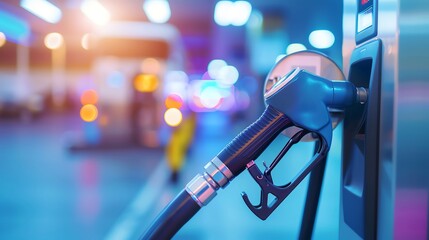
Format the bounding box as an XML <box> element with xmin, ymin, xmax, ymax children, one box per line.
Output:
<box><xmin>342</xmin><ymin>39</ymin><xmax>381</xmax><ymax>239</ymax></box>
<box><xmin>356</xmin><ymin>0</ymin><xmax>378</xmax><ymax>44</ymax></box>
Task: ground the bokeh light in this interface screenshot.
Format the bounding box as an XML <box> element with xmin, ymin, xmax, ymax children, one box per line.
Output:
<box><xmin>143</xmin><ymin>0</ymin><xmax>171</xmax><ymax>24</ymax></box>
<box><xmin>214</xmin><ymin>1</ymin><xmax>252</xmax><ymax>26</ymax></box>
<box><xmin>164</xmin><ymin>71</ymin><xmax>189</xmax><ymax>99</ymax></box>
<box><xmin>286</xmin><ymin>43</ymin><xmax>307</xmax><ymax>55</ymax></box>
<box><xmin>217</xmin><ymin>65</ymin><xmax>239</xmax><ymax>85</ymax></box>
<box><xmin>80</xmin><ymin>104</ymin><xmax>98</xmax><ymax>122</ymax></box>
<box><xmin>214</xmin><ymin>1</ymin><xmax>233</xmax><ymax>26</ymax></box>
<box><xmin>134</xmin><ymin>74</ymin><xmax>159</xmax><ymax>93</ymax></box>
<box><xmin>164</xmin><ymin>108</ymin><xmax>183</xmax><ymax>127</ymax></box>
<box><xmin>106</xmin><ymin>71</ymin><xmax>126</xmax><ymax>88</ymax></box>
<box><xmin>141</xmin><ymin>58</ymin><xmax>162</xmax><ymax>75</ymax></box>
<box><xmin>165</xmin><ymin>94</ymin><xmax>184</xmax><ymax>109</ymax></box>
<box><xmin>0</xmin><ymin>32</ymin><xmax>6</xmax><ymax>47</ymax></box>
<box><xmin>81</xmin><ymin>0</ymin><xmax>110</xmax><ymax>26</ymax></box>
<box><xmin>44</xmin><ymin>32</ymin><xmax>63</xmax><ymax>50</ymax></box>
<box><xmin>20</xmin><ymin>0</ymin><xmax>62</xmax><ymax>24</ymax></box>
<box><xmin>81</xmin><ymin>33</ymin><xmax>92</xmax><ymax>50</ymax></box>
<box><xmin>80</xmin><ymin>89</ymin><xmax>98</xmax><ymax>105</ymax></box>
<box><xmin>231</xmin><ymin>1</ymin><xmax>252</xmax><ymax>26</ymax></box>
<box><xmin>309</xmin><ymin>30</ymin><xmax>335</xmax><ymax>49</ymax></box>
<box><xmin>200</xmin><ymin>86</ymin><xmax>222</xmax><ymax>109</ymax></box>
<box><xmin>208</xmin><ymin>59</ymin><xmax>227</xmax><ymax>79</ymax></box>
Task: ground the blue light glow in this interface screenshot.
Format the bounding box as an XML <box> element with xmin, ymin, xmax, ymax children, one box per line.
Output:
<box><xmin>106</xmin><ymin>71</ymin><xmax>125</xmax><ymax>88</ymax></box>
<box><xmin>20</xmin><ymin>0</ymin><xmax>62</xmax><ymax>24</ymax></box>
<box><xmin>189</xmin><ymin>80</ymin><xmax>235</xmax><ymax>112</ymax></box>
<box><xmin>0</xmin><ymin>10</ymin><xmax>30</xmax><ymax>44</ymax></box>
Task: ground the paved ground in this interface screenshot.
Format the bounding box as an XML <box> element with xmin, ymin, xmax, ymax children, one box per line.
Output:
<box><xmin>0</xmin><ymin>111</ymin><xmax>343</xmax><ymax>240</ymax></box>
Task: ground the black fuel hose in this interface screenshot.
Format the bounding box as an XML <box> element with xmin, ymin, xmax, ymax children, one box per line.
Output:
<box><xmin>139</xmin><ymin>190</ymin><xmax>200</xmax><ymax>240</ymax></box>
<box><xmin>140</xmin><ymin>106</ymin><xmax>292</xmax><ymax>240</ymax></box>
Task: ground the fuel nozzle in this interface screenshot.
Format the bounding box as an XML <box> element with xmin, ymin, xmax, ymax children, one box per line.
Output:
<box><xmin>265</xmin><ymin>67</ymin><xmax>364</xmax><ymax>149</ymax></box>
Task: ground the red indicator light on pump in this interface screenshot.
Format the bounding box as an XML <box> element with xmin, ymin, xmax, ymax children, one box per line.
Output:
<box><xmin>361</xmin><ymin>0</ymin><xmax>369</xmax><ymax>5</ymax></box>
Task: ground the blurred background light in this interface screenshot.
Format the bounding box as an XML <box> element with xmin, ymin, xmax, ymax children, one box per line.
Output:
<box><xmin>200</xmin><ymin>86</ymin><xmax>222</xmax><ymax>109</ymax></box>
<box><xmin>20</xmin><ymin>0</ymin><xmax>62</xmax><ymax>24</ymax></box>
<box><xmin>247</xmin><ymin>10</ymin><xmax>263</xmax><ymax>30</ymax></box>
<box><xmin>81</xmin><ymin>33</ymin><xmax>92</xmax><ymax>50</ymax></box>
<box><xmin>143</xmin><ymin>0</ymin><xmax>171</xmax><ymax>24</ymax></box>
<box><xmin>286</xmin><ymin>43</ymin><xmax>307</xmax><ymax>55</ymax></box>
<box><xmin>106</xmin><ymin>71</ymin><xmax>126</xmax><ymax>88</ymax></box>
<box><xmin>81</xmin><ymin>0</ymin><xmax>110</xmax><ymax>26</ymax></box>
<box><xmin>214</xmin><ymin>1</ymin><xmax>233</xmax><ymax>26</ymax></box>
<box><xmin>214</xmin><ymin>1</ymin><xmax>252</xmax><ymax>26</ymax></box>
<box><xmin>0</xmin><ymin>10</ymin><xmax>30</xmax><ymax>43</ymax></box>
<box><xmin>141</xmin><ymin>58</ymin><xmax>162</xmax><ymax>75</ymax></box>
<box><xmin>80</xmin><ymin>104</ymin><xmax>98</xmax><ymax>122</ymax></box>
<box><xmin>0</xmin><ymin>32</ymin><xmax>6</xmax><ymax>47</ymax></box>
<box><xmin>165</xmin><ymin>94</ymin><xmax>184</xmax><ymax>109</ymax></box>
<box><xmin>309</xmin><ymin>30</ymin><xmax>335</xmax><ymax>49</ymax></box>
<box><xmin>134</xmin><ymin>74</ymin><xmax>159</xmax><ymax>93</ymax></box>
<box><xmin>231</xmin><ymin>1</ymin><xmax>252</xmax><ymax>26</ymax></box>
<box><xmin>164</xmin><ymin>71</ymin><xmax>189</xmax><ymax>99</ymax></box>
<box><xmin>217</xmin><ymin>65</ymin><xmax>239</xmax><ymax>86</ymax></box>
<box><xmin>236</xmin><ymin>90</ymin><xmax>250</xmax><ymax>110</ymax></box>
<box><xmin>164</xmin><ymin>108</ymin><xmax>182</xmax><ymax>127</ymax></box>
<box><xmin>80</xmin><ymin>89</ymin><xmax>98</xmax><ymax>105</ymax></box>
<box><xmin>207</xmin><ymin>59</ymin><xmax>227</xmax><ymax>79</ymax></box>
<box><xmin>188</xmin><ymin>80</ymin><xmax>236</xmax><ymax>112</ymax></box>
<box><xmin>44</xmin><ymin>32</ymin><xmax>64</xmax><ymax>50</ymax></box>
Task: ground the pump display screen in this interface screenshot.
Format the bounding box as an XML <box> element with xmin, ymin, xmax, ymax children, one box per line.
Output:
<box><xmin>357</xmin><ymin>0</ymin><xmax>374</xmax><ymax>33</ymax></box>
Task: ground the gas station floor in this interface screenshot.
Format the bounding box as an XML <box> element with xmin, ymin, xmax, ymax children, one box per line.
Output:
<box><xmin>0</xmin><ymin>111</ymin><xmax>342</xmax><ymax>240</ymax></box>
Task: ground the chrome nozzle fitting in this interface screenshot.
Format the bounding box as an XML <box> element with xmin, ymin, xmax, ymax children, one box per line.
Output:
<box><xmin>356</xmin><ymin>87</ymin><xmax>368</xmax><ymax>104</ymax></box>
<box><xmin>185</xmin><ymin>157</ymin><xmax>233</xmax><ymax>207</ymax></box>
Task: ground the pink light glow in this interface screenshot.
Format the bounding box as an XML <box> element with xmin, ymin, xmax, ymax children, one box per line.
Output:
<box><xmin>394</xmin><ymin>189</ymin><xmax>428</xmax><ymax>240</ymax></box>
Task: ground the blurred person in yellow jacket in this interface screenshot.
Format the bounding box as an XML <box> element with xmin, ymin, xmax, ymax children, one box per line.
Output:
<box><xmin>166</xmin><ymin>111</ymin><xmax>197</xmax><ymax>183</ymax></box>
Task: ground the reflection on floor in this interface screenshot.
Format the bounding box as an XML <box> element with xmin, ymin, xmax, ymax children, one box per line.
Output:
<box><xmin>0</xmin><ymin>112</ymin><xmax>342</xmax><ymax>240</ymax></box>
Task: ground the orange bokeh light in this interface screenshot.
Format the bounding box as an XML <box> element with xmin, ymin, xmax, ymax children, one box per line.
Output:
<box><xmin>80</xmin><ymin>89</ymin><xmax>98</xmax><ymax>105</ymax></box>
<box><xmin>80</xmin><ymin>104</ymin><xmax>98</xmax><ymax>122</ymax></box>
<box><xmin>134</xmin><ymin>74</ymin><xmax>159</xmax><ymax>93</ymax></box>
<box><xmin>165</xmin><ymin>94</ymin><xmax>183</xmax><ymax>109</ymax></box>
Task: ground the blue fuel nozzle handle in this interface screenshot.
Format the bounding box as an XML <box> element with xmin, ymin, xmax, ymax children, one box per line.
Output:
<box><xmin>265</xmin><ymin>68</ymin><xmax>356</xmax><ymax>149</ymax></box>
<box><xmin>216</xmin><ymin>68</ymin><xmax>358</xmax><ymax>177</ymax></box>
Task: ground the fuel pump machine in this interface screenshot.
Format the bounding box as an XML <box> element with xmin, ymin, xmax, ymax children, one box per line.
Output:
<box><xmin>341</xmin><ymin>0</ymin><xmax>429</xmax><ymax>239</ymax></box>
<box><xmin>341</xmin><ymin>0</ymin><xmax>381</xmax><ymax>239</ymax></box>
